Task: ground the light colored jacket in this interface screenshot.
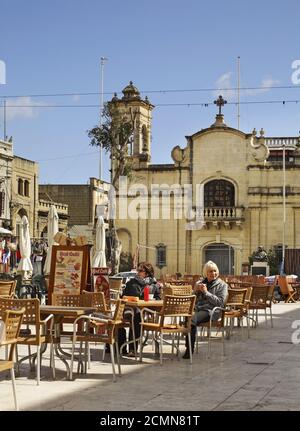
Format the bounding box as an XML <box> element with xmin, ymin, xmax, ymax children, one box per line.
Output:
<box><xmin>196</xmin><ymin>277</ymin><xmax>228</xmax><ymax>315</ymax></box>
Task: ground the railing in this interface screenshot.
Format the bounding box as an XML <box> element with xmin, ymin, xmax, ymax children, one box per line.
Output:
<box><xmin>203</xmin><ymin>206</ymin><xmax>244</xmax><ymax>221</ymax></box>
<box><xmin>39</xmin><ymin>199</ymin><xmax>68</xmax><ymax>213</ymax></box>
<box><xmin>265</xmin><ymin>137</ymin><xmax>298</xmax><ymax>148</ymax></box>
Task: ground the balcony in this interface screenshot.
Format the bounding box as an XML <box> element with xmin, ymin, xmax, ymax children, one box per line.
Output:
<box><xmin>265</xmin><ymin>137</ymin><xmax>298</xmax><ymax>149</ymax></box>
<box><xmin>187</xmin><ymin>206</ymin><xmax>245</xmax><ymax>230</ymax></box>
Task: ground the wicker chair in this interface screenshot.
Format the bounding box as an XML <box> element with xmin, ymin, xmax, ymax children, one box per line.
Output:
<box><xmin>0</xmin><ymin>297</ymin><xmax>55</xmax><ymax>385</ymax></box>
<box><xmin>109</xmin><ymin>278</ymin><xmax>123</xmax><ymax>305</ymax></box>
<box><xmin>0</xmin><ymin>280</ymin><xmax>17</xmax><ymax>298</ymax></box>
<box><xmin>248</xmin><ymin>285</ymin><xmax>271</xmax><ymax>327</ymax></box>
<box><xmin>83</xmin><ymin>291</ymin><xmax>137</xmax><ymax>360</ymax></box>
<box><xmin>196</xmin><ymin>296</ymin><xmax>228</xmax><ymax>359</ymax></box>
<box><xmin>163</xmin><ymin>284</ymin><xmax>193</xmax><ymax>296</ymax></box>
<box><xmin>224</xmin><ymin>288</ymin><xmax>252</xmax><ymax>339</ymax></box>
<box><xmin>70</xmin><ymin>299</ymin><xmax>127</xmax><ymax>382</ymax></box>
<box><xmin>164</xmin><ymin>280</ymin><xmax>192</xmax><ymax>286</ymax></box>
<box><xmin>0</xmin><ymin>308</ymin><xmax>25</xmax><ymax>410</ymax></box>
<box><xmin>82</xmin><ymin>290</ymin><xmax>111</xmax><ymax>316</ymax></box>
<box><xmin>139</xmin><ymin>294</ymin><xmax>196</xmax><ymax>365</ymax></box>
<box><xmin>52</xmin><ymin>293</ymin><xmax>82</xmax><ymax>307</ymax></box>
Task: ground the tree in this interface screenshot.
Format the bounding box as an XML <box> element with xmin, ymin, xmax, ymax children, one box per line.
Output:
<box><xmin>87</xmin><ymin>102</ymin><xmax>137</xmax><ymax>274</ymax></box>
<box><xmin>88</xmin><ymin>103</ymin><xmax>136</xmax><ymax>190</ymax></box>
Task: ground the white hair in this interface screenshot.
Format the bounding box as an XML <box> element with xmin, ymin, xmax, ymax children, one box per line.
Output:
<box><xmin>202</xmin><ymin>260</ymin><xmax>219</xmax><ymax>278</ymax></box>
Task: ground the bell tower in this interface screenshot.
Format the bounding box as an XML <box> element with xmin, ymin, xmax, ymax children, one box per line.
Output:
<box><xmin>108</xmin><ymin>81</ymin><xmax>154</xmax><ymax>168</ymax></box>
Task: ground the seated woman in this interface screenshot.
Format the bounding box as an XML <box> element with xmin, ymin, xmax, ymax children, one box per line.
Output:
<box><xmin>118</xmin><ymin>262</ymin><xmax>161</xmax><ymax>356</ymax></box>
<box><xmin>183</xmin><ymin>260</ymin><xmax>228</xmax><ymax>359</ymax></box>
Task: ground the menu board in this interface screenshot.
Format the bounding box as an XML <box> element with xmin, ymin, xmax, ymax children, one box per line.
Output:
<box><xmin>48</xmin><ymin>245</ymin><xmax>89</xmax><ymax>304</ymax></box>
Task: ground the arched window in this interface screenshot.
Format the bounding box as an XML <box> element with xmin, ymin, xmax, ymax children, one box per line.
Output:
<box><xmin>18</xmin><ymin>179</ymin><xmax>24</xmax><ymax>195</ymax></box>
<box><xmin>24</xmin><ymin>180</ymin><xmax>30</xmax><ymax>197</ymax></box>
<box><xmin>141</xmin><ymin>125</ymin><xmax>148</xmax><ymax>152</ymax></box>
<box><xmin>204</xmin><ymin>180</ymin><xmax>234</xmax><ymax>207</ymax></box>
<box><xmin>156</xmin><ymin>243</ymin><xmax>167</xmax><ymax>269</ymax></box>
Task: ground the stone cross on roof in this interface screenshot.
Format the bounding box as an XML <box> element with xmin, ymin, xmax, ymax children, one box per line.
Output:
<box><xmin>214</xmin><ymin>95</ymin><xmax>227</xmax><ymax>115</ymax></box>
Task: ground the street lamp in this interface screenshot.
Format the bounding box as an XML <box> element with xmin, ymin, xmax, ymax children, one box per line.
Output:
<box><xmin>99</xmin><ymin>57</ymin><xmax>108</xmax><ymax>181</ymax></box>
<box><xmin>281</xmin><ymin>141</ymin><xmax>286</xmax><ymax>275</ymax></box>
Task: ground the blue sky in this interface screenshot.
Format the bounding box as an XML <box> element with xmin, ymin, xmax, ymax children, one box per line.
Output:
<box><xmin>1</xmin><ymin>0</ymin><xmax>300</xmax><ymax>184</ymax></box>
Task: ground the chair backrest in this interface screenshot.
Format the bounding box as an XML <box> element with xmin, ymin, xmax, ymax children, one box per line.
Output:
<box><xmin>82</xmin><ymin>290</ymin><xmax>109</xmax><ymax>314</ymax></box>
<box><xmin>52</xmin><ymin>294</ymin><xmax>81</xmax><ymax>307</ymax></box>
<box><xmin>109</xmin><ymin>278</ymin><xmax>123</xmax><ymax>291</ymax></box>
<box><xmin>163</xmin><ymin>284</ymin><xmax>193</xmax><ymax>296</ymax></box>
<box><xmin>99</xmin><ymin>299</ymin><xmax>126</xmax><ymax>344</ymax></box>
<box><xmin>1</xmin><ymin>308</ymin><xmax>25</xmax><ymax>361</ymax></box>
<box><xmin>278</xmin><ymin>276</ymin><xmax>294</xmax><ymax>295</ymax></box>
<box><xmin>227</xmin><ymin>288</ymin><xmax>248</xmax><ymax>306</ymax></box>
<box><xmin>0</xmin><ymin>280</ymin><xmax>17</xmax><ymax>297</ymax></box>
<box><xmin>160</xmin><ymin>295</ymin><xmax>196</xmax><ymax>328</ymax></box>
<box><xmin>266</xmin><ymin>284</ymin><xmax>276</xmax><ymax>304</ymax></box>
<box><xmin>112</xmin><ymin>299</ymin><xmax>127</xmax><ymax>324</ymax></box>
<box><xmin>249</xmin><ymin>285</ymin><xmax>269</xmax><ymax>305</ymax></box>
<box><xmin>165</xmin><ymin>280</ymin><xmax>191</xmax><ymax>286</ymax></box>
<box><xmin>0</xmin><ymin>297</ymin><xmax>42</xmax><ymax>342</ymax></box>
<box><xmin>245</xmin><ymin>286</ymin><xmax>253</xmax><ymax>303</ymax></box>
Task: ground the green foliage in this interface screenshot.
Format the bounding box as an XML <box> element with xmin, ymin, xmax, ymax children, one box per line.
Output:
<box><xmin>87</xmin><ymin>103</ymin><xmax>137</xmax><ymax>274</ymax></box>
<box><xmin>87</xmin><ymin>103</ymin><xmax>135</xmax><ymax>189</ymax></box>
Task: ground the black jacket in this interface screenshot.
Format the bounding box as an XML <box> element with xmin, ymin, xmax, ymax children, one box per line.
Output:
<box><xmin>122</xmin><ymin>275</ymin><xmax>161</xmax><ymax>300</ymax></box>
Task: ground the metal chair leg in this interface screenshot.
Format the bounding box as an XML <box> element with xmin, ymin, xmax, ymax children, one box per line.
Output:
<box><xmin>10</xmin><ymin>368</ymin><xmax>19</xmax><ymax>411</ymax></box>
<box><xmin>110</xmin><ymin>344</ymin><xmax>117</xmax><ymax>382</ymax></box>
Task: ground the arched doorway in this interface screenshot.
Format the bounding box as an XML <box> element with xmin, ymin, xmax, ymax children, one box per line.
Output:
<box><xmin>204</xmin><ymin>243</ymin><xmax>234</xmax><ymax>275</ymax></box>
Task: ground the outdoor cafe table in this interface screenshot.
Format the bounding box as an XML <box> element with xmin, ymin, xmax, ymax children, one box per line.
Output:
<box><xmin>40</xmin><ymin>305</ymin><xmax>96</xmax><ymax>380</ymax></box>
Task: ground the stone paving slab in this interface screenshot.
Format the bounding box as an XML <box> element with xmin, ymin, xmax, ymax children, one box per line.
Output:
<box><xmin>1</xmin><ymin>302</ymin><xmax>300</xmax><ymax>411</ymax></box>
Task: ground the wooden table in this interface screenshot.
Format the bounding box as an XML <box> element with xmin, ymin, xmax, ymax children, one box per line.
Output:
<box><xmin>40</xmin><ymin>305</ymin><xmax>96</xmax><ymax>379</ymax></box>
<box><xmin>123</xmin><ymin>299</ymin><xmax>163</xmax><ymax>309</ymax></box>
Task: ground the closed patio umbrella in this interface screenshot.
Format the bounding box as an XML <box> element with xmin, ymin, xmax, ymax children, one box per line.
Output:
<box><xmin>91</xmin><ymin>215</ymin><xmax>106</xmax><ymax>268</ymax></box>
<box><xmin>17</xmin><ymin>215</ymin><xmax>33</xmax><ymax>279</ymax></box>
<box><xmin>44</xmin><ymin>205</ymin><xmax>59</xmax><ymax>275</ymax></box>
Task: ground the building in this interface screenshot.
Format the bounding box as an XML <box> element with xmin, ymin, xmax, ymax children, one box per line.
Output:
<box><xmin>107</xmin><ymin>83</ymin><xmax>300</xmax><ymax>276</ymax></box>
<box><xmin>0</xmin><ymin>138</ymin><xmax>13</xmax><ymax>231</ymax></box>
<box><xmin>39</xmin><ymin>178</ymin><xmax>110</xmax><ymax>241</ymax></box>
<box><xmin>0</xmin><ymin>138</ymin><xmax>68</xmax><ymax>241</ymax></box>
<box><xmin>35</xmin><ymin>82</ymin><xmax>300</xmax><ymax>276</ymax></box>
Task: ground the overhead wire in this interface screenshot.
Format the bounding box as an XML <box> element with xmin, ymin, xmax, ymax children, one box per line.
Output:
<box><xmin>0</xmin><ymin>99</ymin><xmax>300</xmax><ymax>108</ymax></box>
<box><xmin>0</xmin><ymin>83</ymin><xmax>300</xmax><ymax>98</ymax></box>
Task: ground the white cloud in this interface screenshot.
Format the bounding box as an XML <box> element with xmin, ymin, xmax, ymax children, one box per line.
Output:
<box><xmin>213</xmin><ymin>73</ymin><xmax>280</xmax><ymax>101</ymax></box>
<box><xmin>244</xmin><ymin>76</ymin><xmax>280</xmax><ymax>96</ymax></box>
<box><xmin>0</xmin><ymin>60</ymin><xmax>6</xmax><ymax>84</ymax></box>
<box><xmin>5</xmin><ymin>96</ymin><xmax>47</xmax><ymax>121</ymax></box>
<box><xmin>213</xmin><ymin>72</ymin><xmax>236</xmax><ymax>100</ymax></box>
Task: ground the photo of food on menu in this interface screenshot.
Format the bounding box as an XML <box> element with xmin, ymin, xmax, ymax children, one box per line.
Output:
<box><xmin>53</xmin><ymin>250</ymin><xmax>83</xmax><ymax>294</ymax></box>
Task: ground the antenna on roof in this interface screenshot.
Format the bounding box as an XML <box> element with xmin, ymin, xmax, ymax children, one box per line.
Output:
<box><xmin>237</xmin><ymin>56</ymin><xmax>240</xmax><ymax>130</ymax></box>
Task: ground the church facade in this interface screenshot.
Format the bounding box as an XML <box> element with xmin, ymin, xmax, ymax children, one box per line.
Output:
<box><xmin>110</xmin><ymin>82</ymin><xmax>300</xmax><ymax>276</ymax></box>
